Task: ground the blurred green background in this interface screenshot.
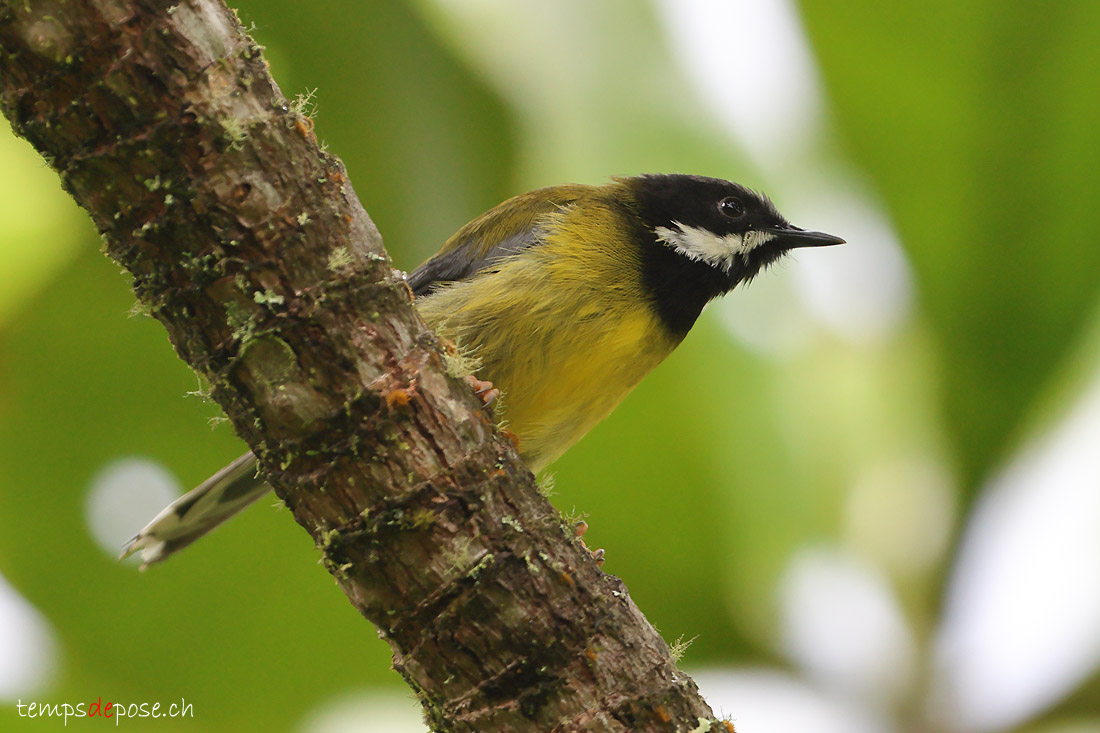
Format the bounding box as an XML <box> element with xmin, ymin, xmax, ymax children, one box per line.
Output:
<box><xmin>3</xmin><ymin>1</ymin><xmax>1100</xmax><ymax>731</ymax></box>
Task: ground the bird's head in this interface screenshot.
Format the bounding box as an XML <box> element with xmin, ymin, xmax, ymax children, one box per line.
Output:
<box><xmin>628</xmin><ymin>173</ymin><xmax>844</xmax><ymax>283</ymax></box>
<box><xmin>622</xmin><ymin>174</ymin><xmax>844</xmax><ymax>333</ymax></box>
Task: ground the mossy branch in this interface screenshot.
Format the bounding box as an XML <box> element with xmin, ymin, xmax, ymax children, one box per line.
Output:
<box><xmin>0</xmin><ymin>1</ymin><xmax>729</xmax><ymax>730</ymax></box>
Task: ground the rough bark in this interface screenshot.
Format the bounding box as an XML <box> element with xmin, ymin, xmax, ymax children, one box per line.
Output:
<box><xmin>0</xmin><ymin>1</ymin><xmax>731</xmax><ymax>731</ymax></box>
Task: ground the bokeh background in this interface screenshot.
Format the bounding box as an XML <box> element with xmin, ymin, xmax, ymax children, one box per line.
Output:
<box><xmin>2</xmin><ymin>0</ymin><xmax>1099</xmax><ymax>730</ymax></box>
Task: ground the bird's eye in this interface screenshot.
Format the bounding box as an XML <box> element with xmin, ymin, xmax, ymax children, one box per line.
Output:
<box><xmin>718</xmin><ymin>197</ymin><xmax>745</xmax><ymax>219</ymax></box>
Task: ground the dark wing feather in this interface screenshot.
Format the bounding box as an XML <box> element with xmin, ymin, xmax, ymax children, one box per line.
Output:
<box><xmin>407</xmin><ymin>229</ymin><xmax>539</xmax><ymax>296</ymax></box>
<box><xmin>407</xmin><ymin>185</ymin><xmax>589</xmax><ymax>296</ymax></box>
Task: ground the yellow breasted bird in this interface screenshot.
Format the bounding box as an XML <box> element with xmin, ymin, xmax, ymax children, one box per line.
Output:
<box><xmin>122</xmin><ymin>174</ymin><xmax>843</xmax><ymax>567</ymax></box>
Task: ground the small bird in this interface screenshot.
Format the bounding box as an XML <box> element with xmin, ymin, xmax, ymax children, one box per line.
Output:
<box><xmin>122</xmin><ymin>174</ymin><xmax>843</xmax><ymax>567</ymax></box>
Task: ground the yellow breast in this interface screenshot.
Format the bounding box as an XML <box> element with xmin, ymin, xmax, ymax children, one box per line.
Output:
<box><xmin>415</xmin><ymin>197</ymin><xmax>681</xmax><ymax>472</ymax></box>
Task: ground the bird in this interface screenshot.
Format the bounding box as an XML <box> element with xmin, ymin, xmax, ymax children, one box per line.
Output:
<box><xmin>121</xmin><ymin>173</ymin><xmax>843</xmax><ymax>568</ymax></box>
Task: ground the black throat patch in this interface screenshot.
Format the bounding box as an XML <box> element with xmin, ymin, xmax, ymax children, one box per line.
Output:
<box><xmin>635</xmin><ymin>224</ymin><xmax>739</xmax><ymax>337</ymax></box>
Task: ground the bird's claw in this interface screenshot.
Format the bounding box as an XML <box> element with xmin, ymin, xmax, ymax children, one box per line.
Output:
<box><xmin>464</xmin><ymin>375</ymin><xmax>500</xmax><ymax>407</ymax></box>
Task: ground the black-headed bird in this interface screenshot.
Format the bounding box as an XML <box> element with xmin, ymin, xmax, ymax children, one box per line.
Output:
<box><xmin>122</xmin><ymin>174</ymin><xmax>843</xmax><ymax>567</ymax></box>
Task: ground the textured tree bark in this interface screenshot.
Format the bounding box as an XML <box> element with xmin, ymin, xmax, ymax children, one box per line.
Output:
<box><xmin>0</xmin><ymin>1</ymin><xmax>732</xmax><ymax>730</ymax></box>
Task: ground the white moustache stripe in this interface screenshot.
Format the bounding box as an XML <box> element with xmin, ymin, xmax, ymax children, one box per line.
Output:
<box><xmin>655</xmin><ymin>223</ymin><xmax>776</xmax><ymax>272</ymax></box>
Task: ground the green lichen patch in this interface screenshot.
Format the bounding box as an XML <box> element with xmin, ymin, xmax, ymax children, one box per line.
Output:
<box><xmin>407</xmin><ymin>507</ymin><xmax>436</xmax><ymax>531</ymax></box>
<box><xmin>221</xmin><ymin>116</ymin><xmax>249</xmax><ymax>149</ymax></box>
<box><xmin>289</xmin><ymin>87</ymin><xmax>317</xmax><ymax>119</ymax></box>
<box><xmin>327</xmin><ymin>246</ymin><xmax>353</xmax><ymax>271</ymax></box>
<box><xmin>224</xmin><ymin>299</ymin><xmax>256</xmax><ymax>342</ymax></box>
<box><xmin>668</xmin><ymin>634</ymin><xmax>698</xmax><ymax>665</ymax></box>
<box><xmin>253</xmin><ymin>289</ymin><xmax>285</xmax><ymax>308</ymax></box>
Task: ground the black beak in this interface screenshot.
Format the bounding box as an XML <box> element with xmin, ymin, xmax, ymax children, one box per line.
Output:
<box><xmin>767</xmin><ymin>226</ymin><xmax>846</xmax><ymax>249</ymax></box>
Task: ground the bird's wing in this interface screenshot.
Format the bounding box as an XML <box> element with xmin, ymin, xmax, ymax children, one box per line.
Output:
<box><xmin>406</xmin><ymin>185</ymin><xmax>588</xmax><ymax>296</ymax></box>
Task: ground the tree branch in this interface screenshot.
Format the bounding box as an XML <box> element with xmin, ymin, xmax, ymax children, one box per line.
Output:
<box><xmin>0</xmin><ymin>1</ymin><xmax>729</xmax><ymax>730</ymax></box>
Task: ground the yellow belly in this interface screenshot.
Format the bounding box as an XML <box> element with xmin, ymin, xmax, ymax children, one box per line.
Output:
<box><xmin>416</xmin><ymin>248</ymin><xmax>680</xmax><ymax>473</ymax></box>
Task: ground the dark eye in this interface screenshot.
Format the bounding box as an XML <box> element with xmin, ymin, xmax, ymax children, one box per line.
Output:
<box><xmin>718</xmin><ymin>197</ymin><xmax>745</xmax><ymax>219</ymax></box>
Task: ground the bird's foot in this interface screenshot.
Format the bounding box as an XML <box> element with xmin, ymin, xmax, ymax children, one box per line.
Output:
<box><xmin>464</xmin><ymin>375</ymin><xmax>500</xmax><ymax>407</ymax></box>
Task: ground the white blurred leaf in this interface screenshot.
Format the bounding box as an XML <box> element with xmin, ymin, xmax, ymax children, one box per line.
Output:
<box><xmin>779</xmin><ymin>547</ymin><xmax>916</xmax><ymax>705</ymax></box>
<box><xmin>932</xmin><ymin>368</ymin><xmax>1100</xmax><ymax>731</ymax></box>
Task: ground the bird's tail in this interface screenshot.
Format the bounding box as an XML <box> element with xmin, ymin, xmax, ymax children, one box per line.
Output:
<box><xmin>120</xmin><ymin>452</ymin><xmax>270</xmax><ymax>569</ymax></box>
